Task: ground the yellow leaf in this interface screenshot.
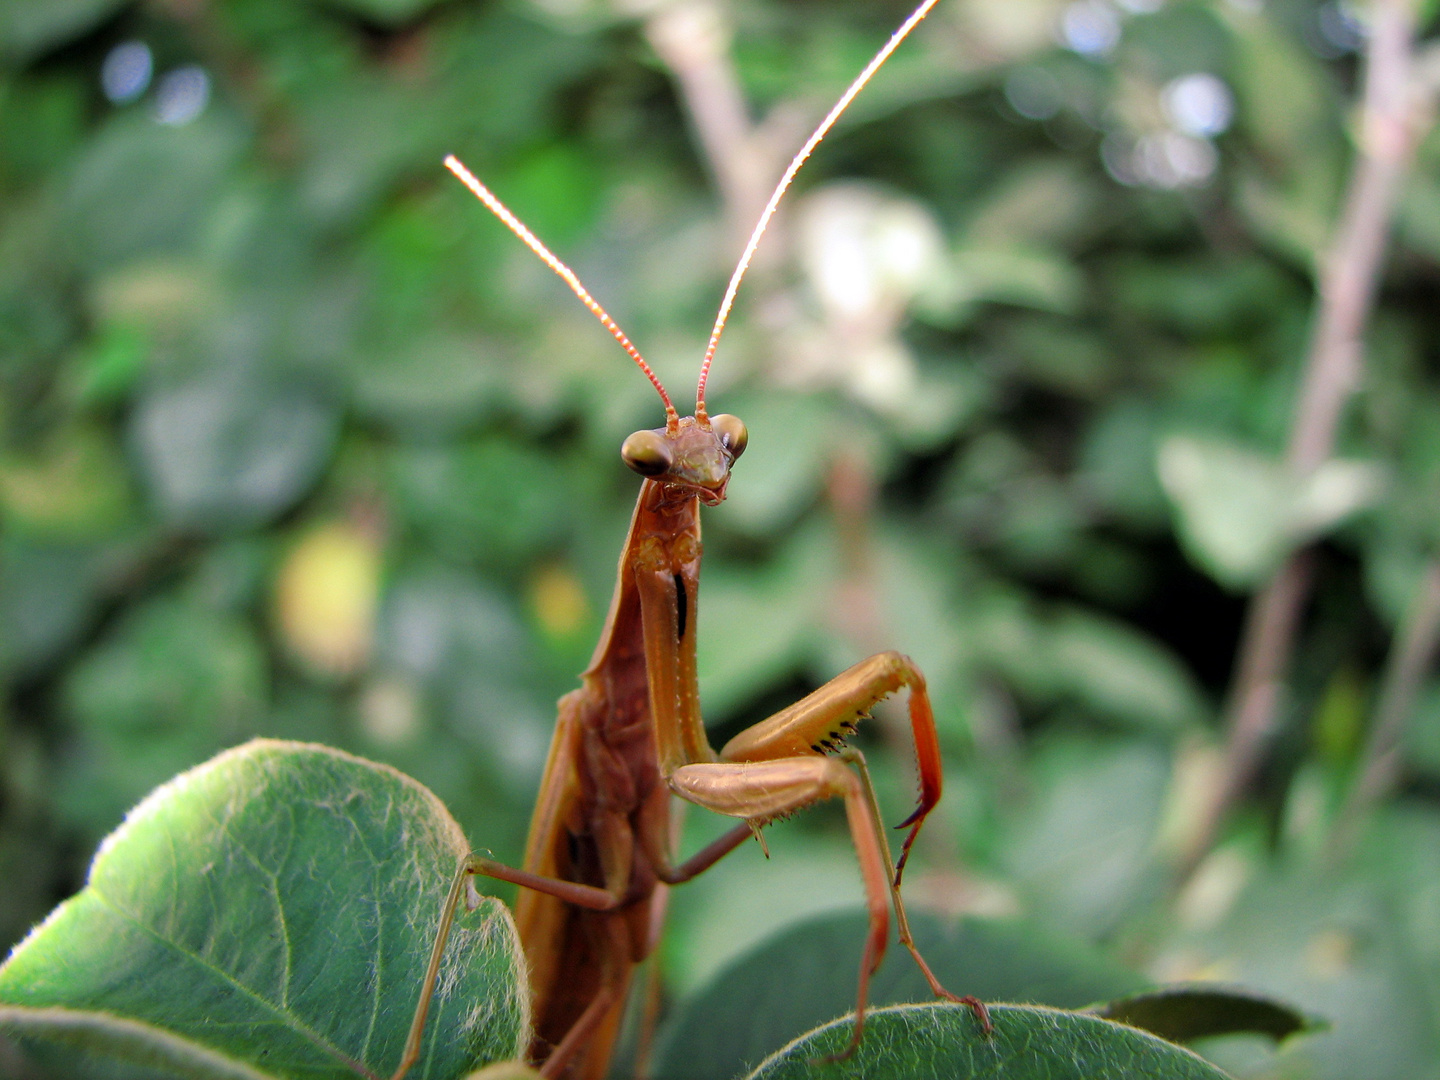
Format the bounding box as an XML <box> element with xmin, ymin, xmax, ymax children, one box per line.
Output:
<box><xmin>273</xmin><ymin>520</ymin><xmax>383</xmax><ymax>678</ymax></box>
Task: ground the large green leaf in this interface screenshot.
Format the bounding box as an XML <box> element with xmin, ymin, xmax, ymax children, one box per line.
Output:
<box><xmin>0</xmin><ymin>740</ymin><xmax>526</xmax><ymax>1080</ymax></box>
<box><xmin>653</xmin><ymin>910</ymin><xmax>1145</xmax><ymax>1080</ymax></box>
<box><xmin>975</xmin><ymin>599</ymin><xmax>1205</xmax><ymax>735</ymax></box>
<box><xmin>743</xmin><ymin>1003</ymin><xmax>1232</xmax><ymax>1080</ymax></box>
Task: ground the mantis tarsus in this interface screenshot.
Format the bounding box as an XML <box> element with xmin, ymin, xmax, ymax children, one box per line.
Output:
<box><xmin>391</xmin><ymin>1</ymin><xmax>989</xmax><ymax>1076</ymax></box>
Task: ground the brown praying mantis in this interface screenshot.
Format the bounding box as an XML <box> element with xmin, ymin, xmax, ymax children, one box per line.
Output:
<box><xmin>390</xmin><ymin>1</ymin><xmax>988</xmax><ymax>1076</ymax></box>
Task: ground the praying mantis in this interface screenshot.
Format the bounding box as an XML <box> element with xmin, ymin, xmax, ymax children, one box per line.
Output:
<box><xmin>390</xmin><ymin>1</ymin><xmax>988</xmax><ymax>1076</ymax></box>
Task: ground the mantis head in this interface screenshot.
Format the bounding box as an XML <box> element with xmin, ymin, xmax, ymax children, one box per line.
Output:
<box><xmin>621</xmin><ymin>412</ymin><xmax>747</xmax><ymax>506</ymax></box>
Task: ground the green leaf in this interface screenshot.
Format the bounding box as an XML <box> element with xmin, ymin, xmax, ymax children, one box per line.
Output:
<box><xmin>1000</xmin><ymin>737</ymin><xmax>1170</xmax><ymax>940</ymax></box>
<box><xmin>1043</xmin><ymin>609</ymin><xmax>1206</xmax><ymax>735</ymax></box>
<box><xmin>72</xmin><ymin>321</ymin><xmax>149</xmax><ymax>406</ymax></box>
<box><xmin>743</xmin><ymin>1003</ymin><xmax>1232</xmax><ymax>1080</ymax></box>
<box><xmin>1225</xmin><ymin>7</ymin><xmax>1335</xmax><ymax>180</ymax></box>
<box><xmin>1091</xmin><ymin>985</ymin><xmax>1321</xmax><ymax>1044</ymax></box>
<box><xmin>654</xmin><ymin>910</ymin><xmax>1145</xmax><ymax>1080</ymax></box>
<box><xmin>716</xmin><ymin>391</ymin><xmax>838</xmax><ymax>537</ymax></box>
<box><xmin>1397</xmin><ymin>174</ymin><xmax>1440</xmax><ymax>264</ymax></box>
<box><xmin>1107</xmin><ymin>256</ymin><xmax>1296</xmax><ymax>339</ymax></box>
<box><xmin>1157</xmin><ymin>435</ymin><xmax>1384</xmax><ymax>589</ymax></box>
<box><xmin>349</xmin><ymin>335</ymin><xmax>507</xmax><ymax>434</ymax></box>
<box><xmin>0</xmin><ymin>0</ymin><xmax>127</xmax><ymax>64</ymax></box>
<box><xmin>1402</xmin><ymin>682</ymin><xmax>1440</xmax><ymax>777</ymax></box>
<box><xmin>973</xmin><ymin>597</ymin><xmax>1204</xmax><ymax>735</ymax></box>
<box><xmin>131</xmin><ymin>370</ymin><xmax>340</xmax><ymax>533</ymax></box>
<box><xmin>0</xmin><ymin>538</ymin><xmax>111</xmax><ymax>677</ymax></box>
<box><xmin>1155</xmin><ymin>853</ymin><xmax>1440</xmax><ymax>1080</ymax></box>
<box><xmin>0</xmin><ymin>73</ymin><xmax>88</xmax><ymax>181</ymax></box>
<box><xmin>390</xmin><ymin>439</ymin><xmax>570</xmax><ymax>570</ymax></box>
<box><xmin>996</xmin><ymin>318</ymin><xmax>1112</xmax><ymax>400</ymax></box>
<box><xmin>1236</xmin><ymin>167</ymin><xmax>1339</xmax><ymax>268</ymax></box>
<box><xmin>0</xmin><ymin>424</ymin><xmax>135</xmax><ymax>539</ymax></box>
<box><xmin>696</xmin><ymin>524</ymin><xmax>833</xmax><ymax>718</ymax></box>
<box><xmin>1076</xmin><ymin>400</ymin><xmax>1169</xmax><ymax>528</ymax></box>
<box><xmin>55</xmin><ymin>591</ymin><xmax>269</xmax><ymax>836</ymax></box>
<box><xmin>296</xmin><ymin>81</ymin><xmax>442</xmax><ymax>228</ymax></box>
<box><xmin>312</xmin><ymin>0</ymin><xmax>448</xmax><ymax>26</ymax></box>
<box><xmin>935</xmin><ymin>245</ymin><xmax>1083</xmax><ymax>320</ymax></box>
<box><xmin>0</xmin><ymin>740</ymin><xmax>527</xmax><ymax>1080</ymax></box>
<box><xmin>63</xmin><ymin>114</ymin><xmax>247</xmax><ymax>272</ymax></box>
<box><xmin>959</xmin><ymin>161</ymin><xmax>1098</xmax><ymax>251</ymax></box>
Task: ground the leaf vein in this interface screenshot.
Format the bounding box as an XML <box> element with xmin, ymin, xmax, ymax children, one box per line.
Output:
<box><xmin>88</xmin><ymin>887</ymin><xmax>382</xmax><ymax>1080</ymax></box>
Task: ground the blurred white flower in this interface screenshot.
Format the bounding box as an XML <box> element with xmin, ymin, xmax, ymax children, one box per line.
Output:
<box><xmin>154</xmin><ymin>65</ymin><xmax>210</xmax><ymax>126</ymax></box>
<box><xmin>1135</xmin><ymin>131</ymin><xmax>1217</xmax><ymax>188</ymax></box>
<box><xmin>847</xmin><ymin>338</ymin><xmax>919</xmax><ymax>415</ymax></box>
<box><xmin>1103</xmin><ymin>131</ymin><xmax>1217</xmax><ymax>189</ymax></box>
<box><xmin>797</xmin><ymin>183</ymin><xmax>946</xmax><ymax>324</ymax></box>
<box><xmin>1060</xmin><ymin>0</ymin><xmax>1121</xmax><ymax>58</ymax></box>
<box><xmin>102</xmin><ymin>41</ymin><xmax>152</xmax><ymax>104</ymax></box>
<box><xmin>1162</xmin><ymin>73</ymin><xmax>1234</xmax><ymax>138</ymax></box>
<box><xmin>781</xmin><ymin>183</ymin><xmax>945</xmax><ymax>415</ymax></box>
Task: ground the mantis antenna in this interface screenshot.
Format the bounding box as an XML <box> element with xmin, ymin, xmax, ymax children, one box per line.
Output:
<box><xmin>693</xmin><ymin>0</ymin><xmax>942</xmax><ymax>420</ymax></box>
<box><xmin>443</xmin><ymin>153</ymin><xmax>681</xmax><ymax>431</ymax></box>
<box><xmin>445</xmin><ymin>0</ymin><xmax>940</xmax><ymax>430</ymax></box>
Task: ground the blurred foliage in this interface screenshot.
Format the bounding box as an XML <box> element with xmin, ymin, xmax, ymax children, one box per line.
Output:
<box><xmin>1</xmin><ymin>0</ymin><xmax>1439</xmax><ymax>1077</ymax></box>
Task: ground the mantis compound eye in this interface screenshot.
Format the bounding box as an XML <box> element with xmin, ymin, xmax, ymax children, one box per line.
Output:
<box><xmin>710</xmin><ymin>414</ymin><xmax>747</xmax><ymax>460</ymax></box>
<box><xmin>621</xmin><ymin>429</ymin><xmax>674</xmax><ymax>477</ymax></box>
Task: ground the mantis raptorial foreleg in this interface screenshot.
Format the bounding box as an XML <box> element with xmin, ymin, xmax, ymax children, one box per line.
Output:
<box><xmin>718</xmin><ymin>651</ymin><xmax>944</xmax><ymax>871</ymax></box>
<box><xmin>668</xmin><ymin>650</ymin><xmax>990</xmax><ymax>1055</ymax></box>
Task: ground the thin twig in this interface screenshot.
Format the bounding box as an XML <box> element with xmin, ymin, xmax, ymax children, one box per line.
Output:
<box><xmin>1288</xmin><ymin>2</ymin><xmax>1424</xmax><ymax>474</ymax></box>
<box><xmin>645</xmin><ymin>2</ymin><xmax>772</xmax><ymax>244</ymax></box>
<box><xmin>1331</xmin><ymin>557</ymin><xmax>1440</xmax><ymax>857</ymax></box>
<box><xmin>1177</xmin><ymin>551</ymin><xmax>1317</xmax><ymax>881</ymax></box>
<box><xmin>1177</xmin><ymin>0</ymin><xmax>1429</xmax><ymax>880</ymax></box>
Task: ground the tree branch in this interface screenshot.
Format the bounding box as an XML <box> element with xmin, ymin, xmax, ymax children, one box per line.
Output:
<box><xmin>1177</xmin><ymin>0</ymin><xmax>1429</xmax><ymax>880</ymax></box>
